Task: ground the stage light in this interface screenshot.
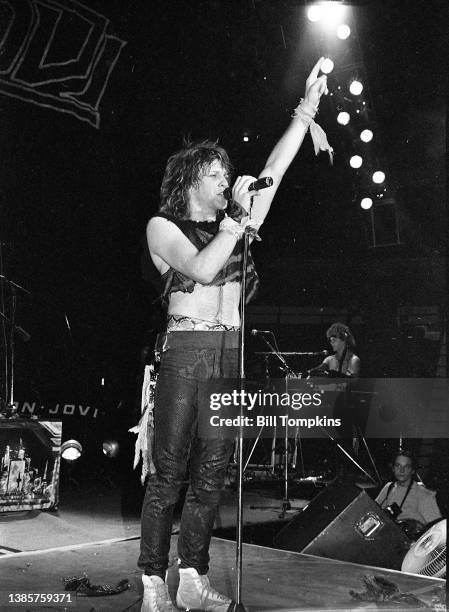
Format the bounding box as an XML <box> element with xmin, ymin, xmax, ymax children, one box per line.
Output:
<box><xmin>322</xmin><ymin>2</ymin><xmax>346</xmax><ymax>26</ymax></box>
<box><xmin>308</xmin><ymin>2</ymin><xmax>346</xmax><ymax>26</ymax></box>
<box><xmin>372</xmin><ymin>171</ymin><xmax>385</xmax><ymax>184</ymax></box>
<box><xmin>337</xmin><ymin>111</ymin><xmax>350</xmax><ymax>125</ymax></box>
<box><xmin>243</xmin><ymin>136</ymin><xmax>249</xmax><ymax>142</ymax></box>
<box><xmin>307</xmin><ymin>5</ymin><xmax>323</xmax><ymax>22</ymax></box>
<box><xmin>337</xmin><ymin>24</ymin><xmax>350</xmax><ymax>39</ymax></box>
<box><xmin>350</xmin><ymin>155</ymin><xmax>363</xmax><ymax>169</ymax></box>
<box><xmin>360</xmin><ymin>129</ymin><xmax>373</xmax><ymax>142</ymax></box>
<box><xmin>61</xmin><ymin>439</ymin><xmax>82</xmax><ymax>461</ymax></box>
<box><xmin>349</xmin><ymin>80</ymin><xmax>363</xmax><ymax>96</ymax></box>
<box><xmin>360</xmin><ymin>197</ymin><xmax>373</xmax><ymax>210</ymax></box>
<box><xmin>321</xmin><ymin>58</ymin><xmax>334</xmax><ymax>74</ymax></box>
<box><xmin>102</xmin><ymin>439</ymin><xmax>120</xmax><ymax>458</ymax></box>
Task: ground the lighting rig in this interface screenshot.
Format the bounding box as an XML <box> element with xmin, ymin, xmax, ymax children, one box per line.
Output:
<box><xmin>305</xmin><ymin>1</ymin><xmax>401</xmax><ymax>247</ymax></box>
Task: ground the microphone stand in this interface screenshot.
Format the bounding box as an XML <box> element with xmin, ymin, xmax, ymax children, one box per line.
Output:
<box><xmin>305</xmin><ymin>372</ymin><xmax>378</xmax><ymax>484</ymax></box>
<box><xmin>244</xmin><ymin>335</ymin><xmax>293</xmax><ymax>473</ymax></box>
<box><xmin>247</xmin><ymin>335</ymin><xmax>304</xmax><ymax>518</ymax></box>
<box><xmin>0</xmin><ymin>274</ymin><xmax>31</xmax><ymax>415</ymax></box>
<box><xmin>9</xmin><ymin>286</ymin><xmax>16</xmax><ymax>409</ymax></box>
<box><xmin>230</xmin><ymin>209</ymin><xmax>252</xmax><ymax>612</ymax></box>
<box><xmin>358</xmin><ymin>427</ymin><xmax>382</xmax><ymax>484</ymax></box>
<box><xmin>323</xmin><ymin>427</ymin><xmax>377</xmax><ymax>483</ymax></box>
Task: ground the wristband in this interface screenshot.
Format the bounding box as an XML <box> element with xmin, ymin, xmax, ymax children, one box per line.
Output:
<box><xmin>292</xmin><ymin>99</ymin><xmax>334</xmax><ymax>164</ymax></box>
<box><xmin>219</xmin><ymin>216</ymin><xmax>245</xmax><ymax>240</ymax></box>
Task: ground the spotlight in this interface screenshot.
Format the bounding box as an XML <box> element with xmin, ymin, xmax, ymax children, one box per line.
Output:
<box><xmin>360</xmin><ymin>197</ymin><xmax>373</xmax><ymax>210</ymax></box>
<box><xmin>61</xmin><ymin>439</ymin><xmax>82</xmax><ymax>461</ymax></box>
<box><xmin>322</xmin><ymin>2</ymin><xmax>347</xmax><ymax>26</ymax></box>
<box><xmin>321</xmin><ymin>58</ymin><xmax>334</xmax><ymax>74</ymax></box>
<box><xmin>349</xmin><ymin>80</ymin><xmax>363</xmax><ymax>96</ymax></box>
<box><xmin>337</xmin><ymin>24</ymin><xmax>351</xmax><ymax>40</ymax></box>
<box><xmin>350</xmin><ymin>155</ymin><xmax>363</xmax><ymax>169</ymax></box>
<box><xmin>307</xmin><ymin>5</ymin><xmax>323</xmax><ymax>22</ymax></box>
<box><xmin>360</xmin><ymin>129</ymin><xmax>373</xmax><ymax>142</ymax></box>
<box><xmin>337</xmin><ymin>111</ymin><xmax>350</xmax><ymax>125</ymax></box>
<box><xmin>102</xmin><ymin>439</ymin><xmax>120</xmax><ymax>458</ymax></box>
<box><xmin>372</xmin><ymin>171</ymin><xmax>385</xmax><ymax>184</ymax></box>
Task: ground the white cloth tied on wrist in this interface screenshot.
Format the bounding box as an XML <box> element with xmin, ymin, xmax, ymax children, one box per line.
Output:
<box><xmin>293</xmin><ymin>98</ymin><xmax>334</xmax><ymax>164</ymax></box>
<box><xmin>219</xmin><ymin>214</ymin><xmax>261</xmax><ymax>240</ymax></box>
<box><xmin>297</xmin><ymin>98</ymin><xmax>318</xmax><ymax>118</ymax></box>
<box><xmin>219</xmin><ymin>215</ymin><xmax>245</xmax><ymax>239</ymax></box>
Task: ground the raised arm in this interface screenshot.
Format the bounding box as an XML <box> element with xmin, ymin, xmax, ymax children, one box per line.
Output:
<box><xmin>248</xmin><ymin>57</ymin><xmax>329</xmax><ymax>226</ymax></box>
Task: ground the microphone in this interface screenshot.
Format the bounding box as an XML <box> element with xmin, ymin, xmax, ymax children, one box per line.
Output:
<box><xmin>223</xmin><ymin>187</ymin><xmax>233</xmax><ymax>201</ymax></box>
<box><xmin>222</xmin><ymin>176</ymin><xmax>273</xmax><ymax>201</ymax></box>
<box><xmin>248</xmin><ymin>177</ymin><xmax>273</xmax><ymax>192</ymax></box>
<box><xmin>251</xmin><ymin>329</ymin><xmax>273</xmax><ymax>336</ymax></box>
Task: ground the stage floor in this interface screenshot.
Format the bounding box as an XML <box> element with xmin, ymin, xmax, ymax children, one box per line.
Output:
<box><xmin>0</xmin><ymin>535</ymin><xmax>445</xmax><ymax>611</ymax></box>
<box><xmin>0</xmin><ymin>484</ymin><xmax>445</xmax><ymax>611</ymax></box>
<box><xmin>0</xmin><ymin>484</ymin><xmax>307</xmax><ymax>553</ymax></box>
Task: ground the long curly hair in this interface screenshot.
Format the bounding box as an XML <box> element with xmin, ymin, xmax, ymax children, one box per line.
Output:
<box><xmin>159</xmin><ymin>140</ymin><xmax>232</xmax><ymax>219</ymax></box>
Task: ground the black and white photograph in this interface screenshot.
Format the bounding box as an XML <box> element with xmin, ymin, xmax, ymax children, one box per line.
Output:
<box><xmin>0</xmin><ymin>1</ymin><xmax>447</xmax><ymax>610</ymax></box>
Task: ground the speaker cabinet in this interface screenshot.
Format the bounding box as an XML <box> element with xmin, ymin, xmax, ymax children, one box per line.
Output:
<box><xmin>274</xmin><ymin>481</ymin><xmax>411</xmax><ymax>570</ymax></box>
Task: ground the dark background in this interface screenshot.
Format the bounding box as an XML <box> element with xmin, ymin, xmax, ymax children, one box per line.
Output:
<box><xmin>0</xmin><ymin>1</ymin><xmax>447</xmax><ymax>452</ymax></box>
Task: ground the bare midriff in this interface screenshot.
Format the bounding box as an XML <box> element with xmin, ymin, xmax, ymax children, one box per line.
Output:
<box><xmin>168</xmin><ymin>282</ymin><xmax>241</xmax><ymax>329</ymax></box>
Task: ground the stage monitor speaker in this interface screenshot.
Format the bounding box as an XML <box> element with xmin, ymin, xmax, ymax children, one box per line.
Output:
<box><xmin>274</xmin><ymin>480</ymin><xmax>411</xmax><ymax>570</ymax></box>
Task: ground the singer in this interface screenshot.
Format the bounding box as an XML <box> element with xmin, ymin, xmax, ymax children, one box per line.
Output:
<box><xmin>138</xmin><ymin>57</ymin><xmax>330</xmax><ymax>612</ymax></box>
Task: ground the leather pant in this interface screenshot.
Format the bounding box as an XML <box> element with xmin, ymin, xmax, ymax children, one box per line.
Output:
<box><xmin>138</xmin><ymin>331</ymin><xmax>238</xmax><ymax>579</ymax></box>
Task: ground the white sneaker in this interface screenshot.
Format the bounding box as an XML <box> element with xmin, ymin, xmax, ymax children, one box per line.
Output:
<box><xmin>176</xmin><ymin>568</ymin><xmax>232</xmax><ymax>611</ymax></box>
<box><xmin>141</xmin><ymin>575</ymin><xmax>178</xmax><ymax>612</ymax></box>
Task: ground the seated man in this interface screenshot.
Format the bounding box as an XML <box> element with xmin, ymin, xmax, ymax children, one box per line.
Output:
<box><xmin>376</xmin><ymin>449</ymin><xmax>442</xmax><ymax>539</ymax></box>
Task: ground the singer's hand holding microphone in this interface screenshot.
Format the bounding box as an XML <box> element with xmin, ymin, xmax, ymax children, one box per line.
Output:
<box><xmin>222</xmin><ymin>176</ymin><xmax>273</xmax><ymax>242</ymax></box>
<box><xmin>223</xmin><ymin>176</ymin><xmax>273</xmax><ymax>209</ymax></box>
<box><xmin>224</xmin><ymin>175</ymin><xmax>273</xmax><ymax>213</ymax></box>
